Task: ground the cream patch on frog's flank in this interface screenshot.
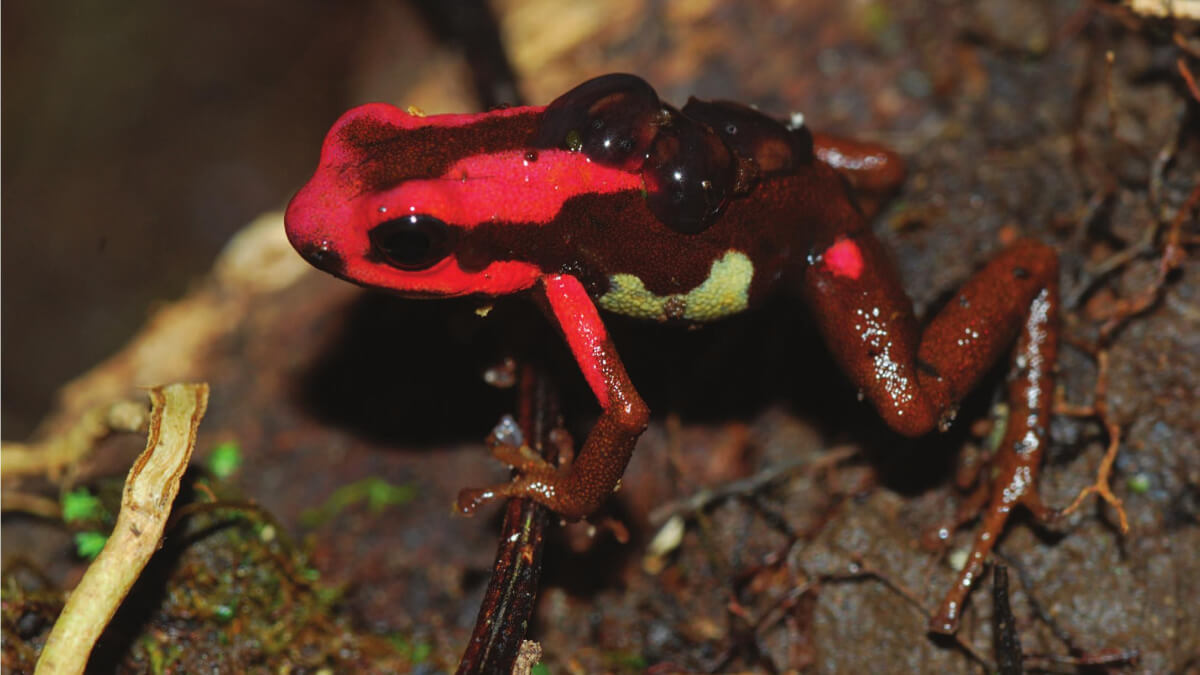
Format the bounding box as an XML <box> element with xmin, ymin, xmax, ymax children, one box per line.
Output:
<box><xmin>597</xmin><ymin>250</ymin><xmax>754</xmax><ymax>322</ymax></box>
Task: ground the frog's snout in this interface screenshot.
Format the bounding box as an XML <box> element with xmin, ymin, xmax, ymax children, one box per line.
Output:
<box><xmin>296</xmin><ymin>241</ymin><xmax>346</xmax><ymax>276</ymax></box>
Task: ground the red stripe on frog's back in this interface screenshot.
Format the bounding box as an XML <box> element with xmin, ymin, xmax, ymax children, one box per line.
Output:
<box><xmin>375</xmin><ymin>149</ymin><xmax>644</xmax><ymax>229</ymax></box>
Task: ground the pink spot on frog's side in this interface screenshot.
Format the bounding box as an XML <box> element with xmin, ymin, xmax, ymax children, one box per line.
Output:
<box><xmin>824</xmin><ymin>237</ymin><xmax>864</xmax><ymax>280</ymax></box>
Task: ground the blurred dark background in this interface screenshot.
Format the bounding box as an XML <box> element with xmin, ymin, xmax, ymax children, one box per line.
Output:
<box><xmin>2</xmin><ymin>1</ymin><xmax>506</xmax><ymax>438</ymax></box>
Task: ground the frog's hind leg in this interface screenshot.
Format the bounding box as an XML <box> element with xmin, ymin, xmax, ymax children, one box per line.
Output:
<box><xmin>799</xmin><ymin>233</ymin><xmax>1060</xmax><ymax>634</ymax></box>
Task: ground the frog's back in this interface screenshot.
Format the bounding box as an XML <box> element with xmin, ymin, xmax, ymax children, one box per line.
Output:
<box><xmin>521</xmin><ymin>78</ymin><xmax>828</xmax><ymax>323</ymax></box>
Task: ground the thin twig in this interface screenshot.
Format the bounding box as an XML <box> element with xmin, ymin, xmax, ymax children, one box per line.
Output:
<box><xmin>1099</xmin><ymin>180</ymin><xmax>1198</xmax><ymax>340</ymax></box>
<box><xmin>1</xmin><ymin>400</ymin><xmax>149</xmax><ymax>480</ymax></box>
<box><xmin>648</xmin><ymin>445</ymin><xmax>858</xmax><ymax>526</ymax></box>
<box><xmin>456</xmin><ymin>362</ymin><xmax>559</xmax><ymax>675</ymax></box>
<box><xmin>847</xmin><ymin>556</ymin><xmax>993</xmax><ymax>668</ymax></box>
<box><xmin>1059</xmin><ymin>350</ymin><xmax>1129</xmax><ymax>532</ymax></box>
<box><xmin>1177</xmin><ymin>57</ymin><xmax>1200</xmax><ymax>103</ymax></box>
<box><xmin>0</xmin><ymin>493</ymin><xmax>63</xmax><ymax>520</ymax></box>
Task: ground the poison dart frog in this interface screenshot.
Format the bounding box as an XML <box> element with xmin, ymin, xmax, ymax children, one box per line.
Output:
<box><xmin>285</xmin><ymin>74</ymin><xmax>1059</xmax><ymax>634</ymax></box>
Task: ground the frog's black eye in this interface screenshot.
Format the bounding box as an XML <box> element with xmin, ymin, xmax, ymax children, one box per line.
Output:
<box><xmin>369</xmin><ymin>214</ymin><xmax>452</xmax><ymax>270</ymax></box>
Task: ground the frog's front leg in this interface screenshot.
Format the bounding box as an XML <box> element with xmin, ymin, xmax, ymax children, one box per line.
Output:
<box><xmin>802</xmin><ymin>233</ymin><xmax>1059</xmax><ymax>634</ymax></box>
<box><xmin>456</xmin><ymin>274</ymin><xmax>649</xmax><ymax>521</ymax></box>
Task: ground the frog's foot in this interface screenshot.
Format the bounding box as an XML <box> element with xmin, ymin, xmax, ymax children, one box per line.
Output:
<box><xmin>487</xmin><ymin>442</ymin><xmax>555</xmax><ymax>474</ymax></box>
<box><xmin>456</xmin><ymin>417</ymin><xmax>586</xmax><ymax>517</ymax></box>
<box><xmin>456</xmin><ymin>468</ymin><xmax>569</xmax><ymax>517</ymax></box>
<box><xmin>455</xmin><ymin>453</ymin><xmax>600</xmax><ymax>520</ymax></box>
<box><xmin>928</xmin><ymin>457</ymin><xmax>1055</xmax><ymax>635</ymax></box>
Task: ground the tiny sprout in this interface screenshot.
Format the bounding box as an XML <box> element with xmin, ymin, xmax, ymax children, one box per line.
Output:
<box><xmin>61</xmin><ymin>488</ymin><xmax>103</xmax><ymax>523</ymax></box>
<box><xmin>74</xmin><ymin>531</ymin><xmax>108</xmax><ymax>560</ymax></box>
<box><xmin>207</xmin><ymin>441</ymin><xmax>243</xmax><ymax>478</ymax></box>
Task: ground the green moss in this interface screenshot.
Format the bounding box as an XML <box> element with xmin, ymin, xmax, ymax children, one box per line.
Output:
<box><xmin>389</xmin><ymin>634</ymin><xmax>433</xmax><ymax>664</ymax></box>
<box><xmin>605</xmin><ymin>650</ymin><xmax>648</xmax><ymax>671</ymax></box>
<box><xmin>8</xmin><ymin>474</ymin><xmax>447</xmax><ymax>671</ymax></box>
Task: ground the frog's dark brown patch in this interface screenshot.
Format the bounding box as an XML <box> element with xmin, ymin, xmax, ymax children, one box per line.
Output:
<box><xmin>338</xmin><ymin>112</ymin><xmax>542</xmax><ymax>192</ymax></box>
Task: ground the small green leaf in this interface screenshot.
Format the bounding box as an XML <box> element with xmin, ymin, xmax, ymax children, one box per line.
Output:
<box><xmin>388</xmin><ymin>635</ymin><xmax>432</xmax><ymax>663</ymax></box>
<box><xmin>411</xmin><ymin>642</ymin><xmax>432</xmax><ymax>663</ymax></box>
<box><xmin>1127</xmin><ymin>473</ymin><xmax>1151</xmax><ymax>495</ymax></box>
<box><xmin>365</xmin><ymin>477</ymin><xmax>418</xmax><ymax>512</ymax></box>
<box><xmin>531</xmin><ymin>664</ymin><xmax>550</xmax><ymax>675</ymax></box>
<box><xmin>862</xmin><ymin>1</ymin><xmax>892</xmax><ymax>36</ymax></box>
<box><xmin>301</xmin><ymin>477</ymin><xmax>417</xmax><ymax>526</ymax></box>
<box><xmin>61</xmin><ymin>488</ymin><xmax>103</xmax><ymax>523</ymax></box>
<box><xmin>144</xmin><ymin>637</ymin><xmax>166</xmax><ymax>675</ymax></box>
<box><xmin>388</xmin><ymin>635</ymin><xmax>412</xmax><ymax>658</ymax></box>
<box><xmin>207</xmin><ymin>441</ymin><xmax>243</xmax><ymax>478</ymax></box>
<box><xmin>74</xmin><ymin>531</ymin><xmax>108</xmax><ymax>559</ymax></box>
<box><xmin>606</xmin><ymin>651</ymin><xmax>647</xmax><ymax>669</ymax></box>
<box><xmin>213</xmin><ymin>603</ymin><xmax>236</xmax><ymax>622</ymax></box>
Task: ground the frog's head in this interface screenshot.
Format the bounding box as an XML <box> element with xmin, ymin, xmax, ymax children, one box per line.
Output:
<box><xmin>285</xmin><ymin>101</ymin><xmax>642</xmax><ymax>298</ymax></box>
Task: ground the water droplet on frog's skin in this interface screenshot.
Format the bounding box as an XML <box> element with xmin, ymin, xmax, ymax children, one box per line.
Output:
<box><xmin>682</xmin><ymin>97</ymin><xmax>814</xmax><ymax>175</ymax></box>
<box><xmin>565</xmin><ymin>129</ymin><xmax>583</xmax><ymax>152</ymax></box>
<box><xmin>490</xmin><ymin>414</ymin><xmax>524</xmax><ymax>447</ymax></box>
<box><xmin>641</xmin><ymin>108</ymin><xmax>733</xmax><ymax>234</ymax></box>
<box><xmin>533</xmin><ymin>73</ymin><xmax>662</xmax><ymax>170</ymax></box>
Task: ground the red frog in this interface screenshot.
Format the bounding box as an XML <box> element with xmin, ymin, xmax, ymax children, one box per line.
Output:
<box><xmin>285</xmin><ymin>74</ymin><xmax>1059</xmax><ymax>634</ymax></box>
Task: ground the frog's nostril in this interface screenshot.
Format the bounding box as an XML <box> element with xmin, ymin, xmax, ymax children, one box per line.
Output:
<box><xmin>299</xmin><ymin>243</ymin><xmax>345</xmax><ymax>275</ymax></box>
